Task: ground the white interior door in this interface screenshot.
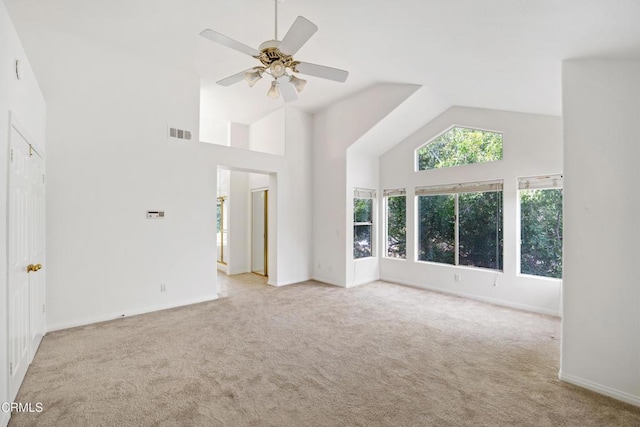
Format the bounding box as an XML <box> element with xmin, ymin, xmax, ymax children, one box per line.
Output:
<box><xmin>8</xmin><ymin>127</ymin><xmax>32</xmax><ymax>401</ymax></box>
<box><xmin>29</xmin><ymin>149</ymin><xmax>46</xmax><ymax>359</ymax></box>
<box><xmin>8</xmin><ymin>122</ymin><xmax>46</xmax><ymax>402</ymax></box>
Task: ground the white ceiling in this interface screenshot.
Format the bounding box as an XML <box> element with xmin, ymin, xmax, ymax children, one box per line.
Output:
<box><xmin>5</xmin><ymin>0</ymin><xmax>640</xmax><ymax>124</ymax></box>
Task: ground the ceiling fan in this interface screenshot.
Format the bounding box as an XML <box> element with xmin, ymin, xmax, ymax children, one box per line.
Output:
<box><xmin>200</xmin><ymin>0</ymin><xmax>349</xmax><ymax>102</ymax></box>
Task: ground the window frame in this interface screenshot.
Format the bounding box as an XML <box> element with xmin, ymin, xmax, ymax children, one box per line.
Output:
<box><xmin>353</xmin><ymin>188</ymin><xmax>376</xmax><ymax>259</ymax></box>
<box><xmin>415</xmin><ymin>180</ymin><xmax>503</xmax><ymax>271</ymax></box>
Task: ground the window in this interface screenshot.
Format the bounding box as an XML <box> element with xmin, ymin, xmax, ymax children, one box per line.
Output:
<box><xmin>354</xmin><ymin>188</ymin><xmax>375</xmax><ymax>259</ymax></box>
<box><xmin>217</xmin><ymin>196</ymin><xmax>227</xmax><ymax>264</ymax></box>
<box><xmin>519</xmin><ymin>175</ymin><xmax>563</xmax><ymax>279</ymax></box>
<box><xmin>416</xmin><ymin>126</ymin><xmax>503</xmax><ymax>171</ymax></box>
<box><xmin>384</xmin><ymin>189</ymin><xmax>406</xmax><ymax>259</ymax></box>
<box><xmin>417</xmin><ymin>181</ymin><xmax>503</xmax><ymax>270</ymax></box>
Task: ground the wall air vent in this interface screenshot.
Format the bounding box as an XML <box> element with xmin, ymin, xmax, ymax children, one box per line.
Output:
<box><xmin>168</xmin><ymin>126</ymin><xmax>192</xmax><ymax>141</ymax></box>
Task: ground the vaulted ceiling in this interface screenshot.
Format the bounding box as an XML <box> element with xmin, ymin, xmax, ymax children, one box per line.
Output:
<box><xmin>5</xmin><ymin>0</ymin><xmax>640</xmax><ymax>124</ymax></box>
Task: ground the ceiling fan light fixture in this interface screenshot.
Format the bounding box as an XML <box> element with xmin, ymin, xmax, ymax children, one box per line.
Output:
<box><xmin>244</xmin><ymin>68</ymin><xmax>263</xmax><ymax>87</ymax></box>
<box><xmin>267</xmin><ymin>80</ymin><xmax>280</xmax><ymax>99</ymax></box>
<box><xmin>289</xmin><ymin>75</ymin><xmax>307</xmax><ymax>93</ymax></box>
<box><xmin>201</xmin><ymin>0</ymin><xmax>349</xmax><ymax>101</ymax></box>
<box><xmin>270</xmin><ymin>60</ymin><xmax>286</xmax><ymax>78</ymax></box>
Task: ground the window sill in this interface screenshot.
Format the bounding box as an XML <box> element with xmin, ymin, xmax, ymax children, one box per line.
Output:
<box><xmin>415</xmin><ymin>259</ymin><xmax>503</xmax><ymax>273</ymax></box>
<box><xmin>517</xmin><ymin>273</ymin><xmax>562</xmax><ymax>282</ymax></box>
<box><xmin>382</xmin><ymin>257</ymin><xmax>407</xmax><ymax>262</ymax></box>
<box><xmin>354</xmin><ymin>256</ymin><xmax>376</xmax><ymax>262</ymax></box>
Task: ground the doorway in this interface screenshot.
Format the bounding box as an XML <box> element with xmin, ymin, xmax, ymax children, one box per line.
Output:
<box><xmin>251</xmin><ymin>189</ymin><xmax>268</xmax><ymax>276</ymax></box>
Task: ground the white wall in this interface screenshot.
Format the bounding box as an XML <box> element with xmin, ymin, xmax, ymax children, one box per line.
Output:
<box><xmin>312</xmin><ymin>84</ymin><xmax>421</xmax><ymax>286</ymax></box>
<box><xmin>227</xmin><ymin>170</ymin><xmax>250</xmax><ymax>275</ymax></box>
<box><xmin>560</xmin><ymin>59</ymin><xmax>640</xmax><ymax>406</ymax></box>
<box><xmin>346</xmin><ymin>148</ymin><xmax>380</xmax><ymax>286</ymax></box>
<box><xmin>229</xmin><ymin>123</ymin><xmax>249</xmax><ymax>150</ymax></box>
<box><xmin>277</xmin><ymin>108</ymin><xmax>313</xmax><ymax>285</ymax></box>
<box><xmin>249</xmin><ymin>109</ymin><xmax>285</xmax><ymax>156</ymax></box>
<box><xmin>0</xmin><ymin>3</ymin><xmax>46</xmax><ymax>425</ymax></box>
<box><xmin>202</xmin><ymin>107</ymin><xmax>313</xmax><ymax>287</ymax></box>
<box><xmin>249</xmin><ymin>172</ymin><xmax>270</xmax><ymax>190</ymax></box>
<box><xmin>42</xmin><ymin>32</ymin><xmax>219</xmax><ymax>331</ymax></box>
<box><xmin>379</xmin><ymin>106</ymin><xmax>563</xmax><ymax>315</ymax></box>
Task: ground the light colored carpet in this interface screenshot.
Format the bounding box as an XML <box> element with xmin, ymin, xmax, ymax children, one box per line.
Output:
<box><xmin>9</xmin><ymin>274</ymin><xmax>640</xmax><ymax>426</ymax></box>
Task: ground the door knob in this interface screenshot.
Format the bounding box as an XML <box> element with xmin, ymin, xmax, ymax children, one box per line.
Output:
<box><xmin>26</xmin><ymin>264</ymin><xmax>42</xmax><ymax>273</ymax></box>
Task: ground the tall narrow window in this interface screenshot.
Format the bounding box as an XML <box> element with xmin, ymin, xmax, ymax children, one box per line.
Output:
<box><xmin>519</xmin><ymin>175</ymin><xmax>563</xmax><ymax>278</ymax></box>
<box><xmin>416</xmin><ymin>126</ymin><xmax>503</xmax><ymax>171</ymax></box>
<box><xmin>354</xmin><ymin>188</ymin><xmax>375</xmax><ymax>259</ymax></box>
<box><xmin>416</xmin><ymin>181</ymin><xmax>503</xmax><ymax>270</ymax></box>
<box><xmin>384</xmin><ymin>189</ymin><xmax>406</xmax><ymax>259</ymax></box>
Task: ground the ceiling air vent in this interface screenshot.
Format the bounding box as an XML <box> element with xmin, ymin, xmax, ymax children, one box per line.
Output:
<box><xmin>168</xmin><ymin>126</ymin><xmax>192</xmax><ymax>141</ymax></box>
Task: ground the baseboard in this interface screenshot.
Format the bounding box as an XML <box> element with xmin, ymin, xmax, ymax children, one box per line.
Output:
<box><xmin>311</xmin><ymin>275</ymin><xmax>346</xmax><ymax>288</ymax></box>
<box><xmin>46</xmin><ymin>295</ymin><xmax>219</xmax><ymax>332</ymax></box>
<box><xmin>272</xmin><ymin>276</ymin><xmax>313</xmax><ymax>287</ymax></box>
<box><xmin>381</xmin><ymin>276</ymin><xmax>560</xmax><ymax>317</ymax></box>
<box><xmin>559</xmin><ymin>371</ymin><xmax>640</xmax><ymax>407</ymax></box>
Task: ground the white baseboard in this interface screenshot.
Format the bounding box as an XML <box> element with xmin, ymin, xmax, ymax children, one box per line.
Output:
<box><xmin>272</xmin><ymin>277</ymin><xmax>312</xmax><ymax>287</ymax></box>
<box><xmin>559</xmin><ymin>371</ymin><xmax>640</xmax><ymax>407</ymax></box>
<box><xmin>381</xmin><ymin>276</ymin><xmax>560</xmax><ymax>317</ymax></box>
<box><xmin>311</xmin><ymin>275</ymin><xmax>346</xmax><ymax>288</ymax></box>
<box><xmin>46</xmin><ymin>295</ymin><xmax>219</xmax><ymax>332</ymax></box>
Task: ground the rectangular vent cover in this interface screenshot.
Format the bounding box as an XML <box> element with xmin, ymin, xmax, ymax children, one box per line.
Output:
<box><xmin>168</xmin><ymin>127</ymin><xmax>192</xmax><ymax>141</ymax></box>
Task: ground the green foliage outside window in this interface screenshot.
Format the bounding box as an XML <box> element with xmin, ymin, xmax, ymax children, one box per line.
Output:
<box><xmin>354</xmin><ymin>198</ymin><xmax>373</xmax><ymax>258</ymax></box>
<box><xmin>418</xmin><ymin>191</ymin><xmax>503</xmax><ymax>270</ymax></box>
<box><xmin>386</xmin><ymin>196</ymin><xmax>406</xmax><ymax>258</ymax></box>
<box><xmin>459</xmin><ymin>191</ymin><xmax>503</xmax><ymax>269</ymax></box>
<box><xmin>521</xmin><ymin>189</ymin><xmax>563</xmax><ymax>278</ymax></box>
<box><xmin>418</xmin><ymin>195</ymin><xmax>455</xmax><ymax>264</ymax></box>
<box><xmin>417</xmin><ymin>127</ymin><xmax>503</xmax><ymax>170</ymax></box>
<box><xmin>354</xmin><ymin>198</ymin><xmax>372</xmax><ymax>223</ymax></box>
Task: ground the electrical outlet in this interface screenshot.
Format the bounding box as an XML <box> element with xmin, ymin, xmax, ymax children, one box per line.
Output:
<box><xmin>454</xmin><ymin>274</ymin><xmax>461</xmax><ymax>282</ymax></box>
<box><xmin>160</xmin><ymin>284</ymin><xmax>167</xmax><ymax>292</ymax></box>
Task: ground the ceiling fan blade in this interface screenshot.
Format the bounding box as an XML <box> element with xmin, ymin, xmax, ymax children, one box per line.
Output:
<box><xmin>216</xmin><ymin>69</ymin><xmax>253</xmax><ymax>87</ymax></box>
<box><xmin>200</xmin><ymin>29</ymin><xmax>260</xmax><ymax>57</ymax></box>
<box><xmin>279</xmin><ymin>79</ymin><xmax>298</xmax><ymax>103</ymax></box>
<box><xmin>278</xmin><ymin>16</ymin><xmax>318</xmax><ymax>55</ymax></box>
<box><xmin>294</xmin><ymin>62</ymin><xmax>349</xmax><ymax>83</ymax></box>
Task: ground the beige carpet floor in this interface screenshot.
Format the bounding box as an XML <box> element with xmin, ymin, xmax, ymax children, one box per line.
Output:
<box><xmin>9</xmin><ymin>274</ymin><xmax>640</xmax><ymax>426</ymax></box>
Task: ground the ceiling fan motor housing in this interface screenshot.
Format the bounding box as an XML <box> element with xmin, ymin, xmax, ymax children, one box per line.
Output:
<box><xmin>256</xmin><ymin>40</ymin><xmax>297</xmax><ymax>74</ymax></box>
